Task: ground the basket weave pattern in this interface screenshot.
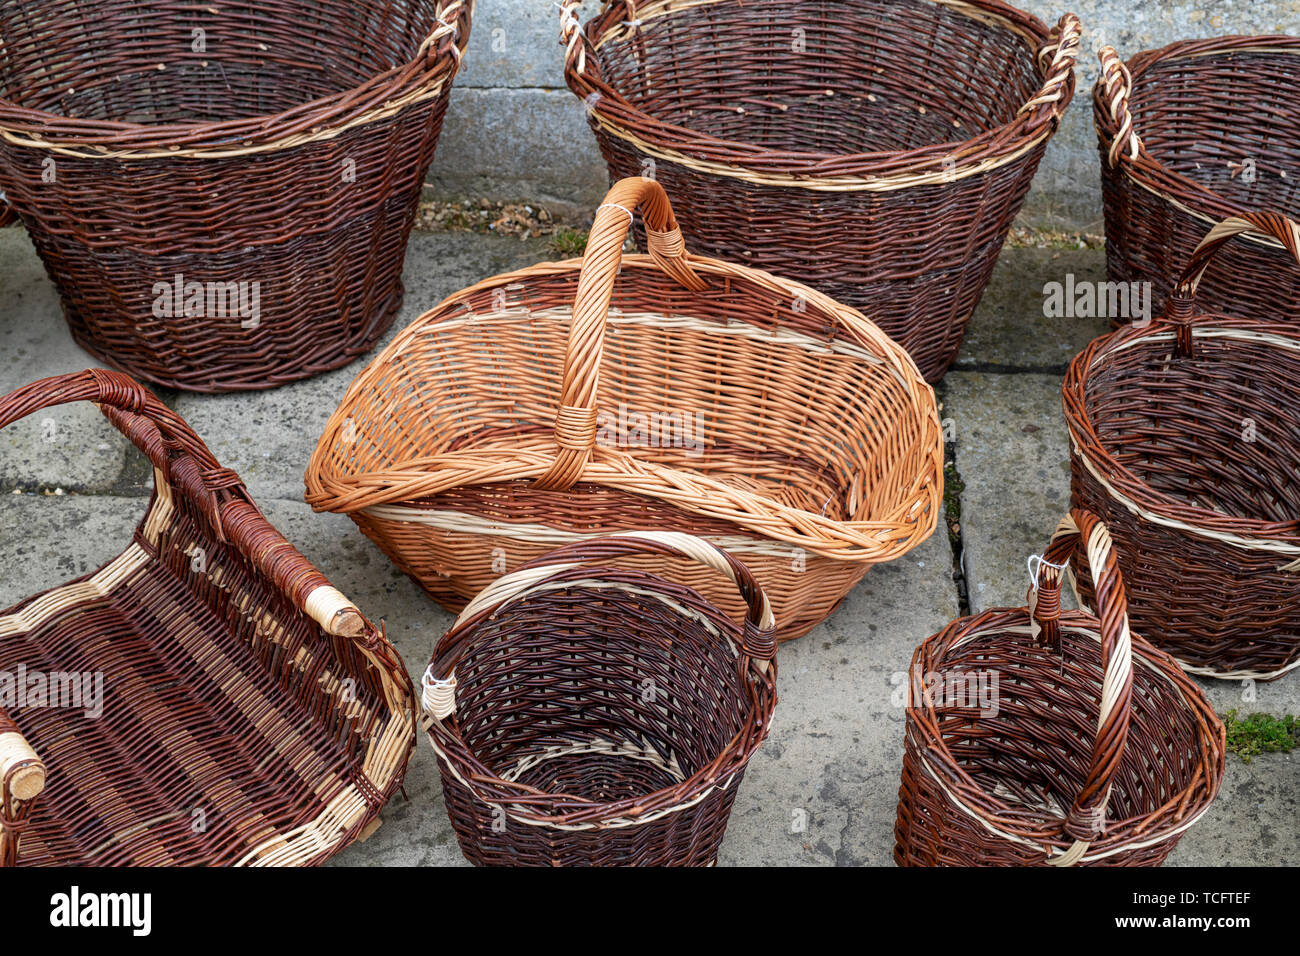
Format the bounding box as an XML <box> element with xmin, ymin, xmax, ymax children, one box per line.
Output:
<box><xmin>0</xmin><ymin>0</ymin><xmax>472</xmax><ymax>392</ymax></box>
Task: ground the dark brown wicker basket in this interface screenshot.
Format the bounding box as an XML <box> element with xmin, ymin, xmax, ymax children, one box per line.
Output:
<box><xmin>1065</xmin><ymin>211</ymin><xmax>1300</xmax><ymax>681</ymax></box>
<box><xmin>422</xmin><ymin>532</ymin><xmax>777</xmax><ymax>867</ymax></box>
<box><xmin>0</xmin><ymin>0</ymin><xmax>472</xmax><ymax>392</ymax></box>
<box><xmin>0</xmin><ymin>369</ymin><xmax>416</xmax><ymax>865</ymax></box>
<box><xmin>562</xmin><ymin>0</ymin><xmax>1080</xmax><ymax>382</ymax></box>
<box><xmin>1096</xmin><ymin>38</ymin><xmax>1300</xmax><ymax>324</ymax></box>
<box><xmin>894</xmin><ymin>510</ymin><xmax>1224</xmax><ymax>867</ymax></box>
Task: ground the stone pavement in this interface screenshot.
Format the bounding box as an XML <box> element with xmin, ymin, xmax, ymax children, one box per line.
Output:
<box><xmin>0</xmin><ymin>226</ymin><xmax>1295</xmax><ymax>866</ymax></box>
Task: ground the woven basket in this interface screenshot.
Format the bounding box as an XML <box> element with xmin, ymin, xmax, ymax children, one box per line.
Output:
<box><xmin>0</xmin><ymin>370</ymin><xmax>416</xmax><ymax>866</ymax></box>
<box><xmin>305</xmin><ymin>177</ymin><xmax>944</xmax><ymax>643</ymax></box>
<box><xmin>561</xmin><ymin>0</ymin><xmax>1081</xmax><ymax>382</ymax></box>
<box><xmin>0</xmin><ymin>0</ymin><xmax>472</xmax><ymax>393</ymax></box>
<box><xmin>422</xmin><ymin>531</ymin><xmax>777</xmax><ymax>866</ymax></box>
<box><xmin>1065</xmin><ymin>211</ymin><xmax>1300</xmax><ymax>681</ymax></box>
<box><xmin>894</xmin><ymin>510</ymin><xmax>1224</xmax><ymax>867</ymax></box>
<box><xmin>1096</xmin><ymin>38</ymin><xmax>1300</xmax><ymax>324</ymax></box>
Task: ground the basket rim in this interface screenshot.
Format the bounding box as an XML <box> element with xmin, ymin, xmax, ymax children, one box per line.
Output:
<box><xmin>304</xmin><ymin>252</ymin><xmax>945</xmax><ymax>562</ymax></box>
<box><xmin>1095</xmin><ymin>35</ymin><xmax>1300</xmax><ymax>243</ymax></box>
<box><xmin>908</xmin><ymin>606</ymin><xmax>1223</xmax><ymax>861</ymax></box>
<box><xmin>563</xmin><ymin>0</ymin><xmax>1076</xmax><ymax>190</ymax></box>
<box><xmin>0</xmin><ymin>0</ymin><xmax>471</xmax><ymax>158</ymax></box>
<box><xmin>1063</xmin><ymin>317</ymin><xmax>1300</xmax><ymax>547</ymax></box>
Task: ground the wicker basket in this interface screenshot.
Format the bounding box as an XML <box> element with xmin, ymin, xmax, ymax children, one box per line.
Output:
<box><xmin>1064</xmin><ymin>211</ymin><xmax>1300</xmax><ymax>681</ymax></box>
<box><xmin>1096</xmin><ymin>39</ymin><xmax>1300</xmax><ymax>324</ymax></box>
<box><xmin>422</xmin><ymin>531</ymin><xmax>777</xmax><ymax>866</ymax></box>
<box><xmin>305</xmin><ymin>177</ymin><xmax>944</xmax><ymax>643</ymax></box>
<box><xmin>0</xmin><ymin>370</ymin><xmax>416</xmax><ymax>866</ymax></box>
<box><xmin>894</xmin><ymin>510</ymin><xmax>1224</xmax><ymax>867</ymax></box>
<box><xmin>561</xmin><ymin>0</ymin><xmax>1081</xmax><ymax>382</ymax></box>
<box><xmin>0</xmin><ymin>0</ymin><xmax>472</xmax><ymax>393</ymax></box>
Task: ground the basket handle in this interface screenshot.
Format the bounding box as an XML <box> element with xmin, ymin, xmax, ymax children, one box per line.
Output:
<box><xmin>1020</xmin><ymin>14</ymin><xmax>1082</xmax><ymax>124</ymax></box>
<box><xmin>535</xmin><ymin>177</ymin><xmax>707</xmax><ymax>492</ymax></box>
<box><xmin>0</xmin><ymin>370</ymin><xmax>369</xmax><ymax>639</ymax></box>
<box><xmin>1028</xmin><ymin>509</ymin><xmax>1133</xmax><ymax>864</ymax></box>
<box><xmin>0</xmin><ymin>709</ymin><xmax>45</xmax><ymax>866</ymax></box>
<box><xmin>423</xmin><ymin>530</ymin><xmax>776</xmax><ymax>719</ymax></box>
<box><xmin>1096</xmin><ymin>45</ymin><xmax>1141</xmax><ymax>166</ymax></box>
<box><xmin>416</xmin><ymin>0</ymin><xmax>473</xmax><ymax>63</ymax></box>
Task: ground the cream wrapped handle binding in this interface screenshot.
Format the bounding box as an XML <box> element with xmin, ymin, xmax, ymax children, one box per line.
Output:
<box><xmin>535</xmin><ymin>177</ymin><xmax>707</xmax><ymax>492</ymax></box>
<box><xmin>423</xmin><ymin>531</ymin><xmax>777</xmax><ymax>719</ymax></box>
<box><xmin>0</xmin><ymin>711</ymin><xmax>45</xmax><ymax>866</ymax></box>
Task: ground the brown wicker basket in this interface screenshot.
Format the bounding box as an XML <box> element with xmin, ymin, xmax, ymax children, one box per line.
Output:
<box><xmin>422</xmin><ymin>531</ymin><xmax>777</xmax><ymax>867</ymax></box>
<box><xmin>1064</xmin><ymin>211</ymin><xmax>1300</xmax><ymax>681</ymax></box>
<box><xmin>0</xmin><ymin>0</ymin><xmax>472</xmax><ymax>393</ymax></box>
<box><xmin>305</xmin><ymin>177</ymin><xmax>944</xmax><ymax>643</ymax></box>
<box><xmin>1096</xmin><ymin>38</ymin><xmax>1300</xmax><ymax>324</ymax></box>
<box><xmin>561</xmin><ymin>0</ymin><xmax>1081</xmax><ymax>382</ymax></box>
<box><xmin>894</xmin><ymin>510</ymin><xmax>1224</xmax><ymax>867</ymax></box>
<box><xmin>0</xmin><ymin>369</ymin><xmax>416</xmax><ymax>866</ymax></box>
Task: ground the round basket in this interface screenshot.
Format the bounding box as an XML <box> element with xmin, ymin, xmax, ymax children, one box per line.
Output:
<box><xmin>562</xmin><ymin>0</ymin><xmax>1081</xmax><ymax>382</ymax></box>
<box><xmin>1064</xmin><ymin>211</ymin><xmax>1300</xmax><ymax>680</ymax></box>
<box><xmin>1096</xmin><ymin>38</ymin><xmax>1300</xmax><ymax>324</ymax></box>
<box><xmin>306</xmin><ymin>177</ymin><xmax>943</xmax><ymax>642</ymax></box>
<box><xmin>894</xmin><ymin>510</ymin><xmax>1224</xmax><ymax>867</ymax></box>
<box><xmin>0</xmin><ymin>0</ymin><xmax>472</xmax><ymax>393</ymax></box>
<box><xmin>422</xmin><ymin>532</ymin><xmax>778</xmax><ymax>867</ymax></box>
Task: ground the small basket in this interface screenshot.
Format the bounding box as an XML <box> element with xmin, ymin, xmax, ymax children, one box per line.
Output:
<box><xmin>0</xmin><ymin>0</ymin><xmax>472</xmax><ymax>392</ymax></box>
<box><xmin>0</xmin><ymin>370</ymin><xmax>416</xmax><ymax>866</ymax></box>
<box><xmin>894</xmin><ymin>510</ymin><xmax>1225</xmax><ymax>868</ymax></box>
<box><xmin>1096</xmin><ymin>39</ymin><xmax>1300</xmax><ymax>324</ymax></box>
<box><xmin>1064</xmin><ymin>211</ymin><xmax>1300</xmax><ymax>680</ymax></box>
<box><xmin>562</xmin><ymin>0</ymin><xmax>1081</xmax><ymax>382</ymax></box>
<box><xmin>422</xmin><ymin>531</ymin><xmax>777</xmax><ymax>867</ymax></box>
<box><xmin>306</xmin><ymin>177</ymin><xmax>943</xmax><ymax>642</ymax></box>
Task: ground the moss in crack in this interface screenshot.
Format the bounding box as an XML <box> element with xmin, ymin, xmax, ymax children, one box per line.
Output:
<box><xmin>1222</xmin><ymin>710</ymin><xmax>1300</xmax><ymax>763</ymax></box>
<box><xmin>548</xmin><ymin>227</ymin><xmax>590</xmax><ymax>258</ymax></box>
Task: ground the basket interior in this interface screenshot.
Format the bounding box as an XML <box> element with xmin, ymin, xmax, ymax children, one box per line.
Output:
<box><xmin>0</xmin><ymin>0</ymin><xmax>442</xmax><ymax>124</ymax></box>
<box><xmin>449</xmin><ymin>579</ymin><xmax>747</xmax><ymax>803</ymax></box>
<box><xmin>1132</xmin><ymin>49</ymin><xmax>1300</xmax><ymax>216</ymax></box>
<box><xmin>588</xmin><ymin>0</ymin><xmax>1043</xmax><ymax>153</ymax></box>
<box><xmin>332</xmin><ymin>261</ymin><xmax>934</xmax><ymax>525</ymax></box>
<box><xmin>1081</xmin><ymin>331</ymin><xmax>1300</xmax><ymax>523</ymax></box>
<box><xmin>925</xmin><ymin>626</ymin><xmax>1204</xmax><ymax>825</ymax></box>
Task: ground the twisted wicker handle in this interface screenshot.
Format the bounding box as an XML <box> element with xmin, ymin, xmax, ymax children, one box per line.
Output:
<box><xmin>0</xmin><ymin>370</ymin><xmax>369</xmax><ymax>639</ymax></box>
<box><xmin>1029</xmin><ymin>509</ymin><xmax>1133</xmax><ymax>865</ymax></box>
<box><xmin>1096</xmin><ymin>45</ymin><xmax>1141</xmax><ymax>166</ymax></box>
<box><xmin>417</xmin><ymin>0</ymin><xmax>473</xmax><ymax>62</ymax></box>
<box><xmin>424</xmin><ymin>531</ymin><xmax>776</xmax><ymax>719</ymax></box>
<box><xmin>1021</xmin><ymin>14</ymin><xmax>1083</xmax><ymax>124</ymax></box>
<box><xmin>536</xmin><ymin>177</ymin><xmax>707</xmax><ymax>491</ymax></box>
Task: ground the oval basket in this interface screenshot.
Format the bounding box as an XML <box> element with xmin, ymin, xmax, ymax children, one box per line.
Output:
<box><xmin>0</xmin><ymin>0</ymin><xmax>472</xmax><ymax>392</ymax></box>
<box><xmin>562</xmin><ymin>0</ymin><xmax>1080</xmax><ymax>382</ymax></box>
<box><xmin>1095</xmin><ymin>38</ymin><xmax>1300</xmax><ymax>324</ymax></box>
<box><xmin>305</xmin><ymin>177</ymin><xmax>944</xmax><ymax>642</ymax></box>
<box><xmin>1064</xmin><ymin>211</ymin><xmax>1300</xmax><ymax>681</ymax></box>
<box><xmin>0</xmin><ymin>370</ymin><xmax>415</xmax><ymax>866</ymax></box>
<box><xmin>422</xmin><ymin>532</ymin><xmax>777</xmax><ymax>867</ymax></box>
<box><xmin>894</xmin><ymin>510</ymin><xmax>1224</xmax><ymax>867</ymax></box>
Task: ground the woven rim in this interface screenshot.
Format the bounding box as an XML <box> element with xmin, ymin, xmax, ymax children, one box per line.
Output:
<box><xmin>0</xmin><ymin>0</ymin><xmax>473</xmax><ymax>158</ymax></box>
<box><xmin>562</xmin><ymin>0</ymin><xmax>1080</xmax><ymax>190</ymax></box>
<box><xmin>1095</xmin><ymin>36</ymin><xmax>1300</xmax><ymax>248</ymax></box>
<box><xmin>1064</xmin><ymin>211</ymin><xmax>1300</xmax><ymax>554</ymax></box>
<box><xmin>423</xmin><ymin>532</ymin><xmax>778</xmax><ymax>830</ymax></box>
<box><xmin>305</xmin><ymin>177</ymin><xmax>944</xmax><ymax>561</ymax></box>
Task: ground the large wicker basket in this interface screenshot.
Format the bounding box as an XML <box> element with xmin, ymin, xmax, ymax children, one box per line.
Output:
<box><xmin>562</xmin><ymin>0</ymin><xmax>1080</xmax><ymax>382</ymax></box>
<box><xmin>894</xmin><ymin>511</ymin><xmax>1224</xmax><ymax>867</ymax></box>
<box><xmin>1064</xmin><ymin>211</ymin><xmax>1300</xmax><ymax>681</ymax></box>
<box><xmin>0</xmin><ymin>0</ymin><xmax>472</xmax><ymax>393</ymax></box>
<box><xmin>0</xmin><ymin>370</ymin><xmax>416</xmax><ymax>866</ymax></box>
<box><xmin>422</xmin><ymin>532</ymin><xmax>777</xmax><ymax>867</ymax></box>
<box><xmin>1096</xmin><ymin>38</ymin><xmax>1300</xmax><ymax>324</ymax></box>
<box><xmin>305</xmin><ymin>177</ymin><xmax>944</xmax><ymax>643</ymax></box>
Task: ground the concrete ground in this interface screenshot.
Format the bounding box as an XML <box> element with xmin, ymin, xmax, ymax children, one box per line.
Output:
<box><xmin>0</xmin><ymin>227</ymin><xmax>1295</xmax><ymax>866</ymax></box>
